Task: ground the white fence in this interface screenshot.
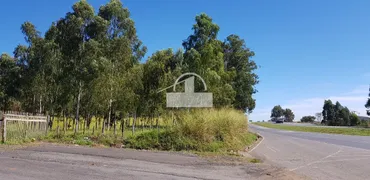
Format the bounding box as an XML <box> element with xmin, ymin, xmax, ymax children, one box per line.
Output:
<box><xmin>1</xmin><ymin>113</ymin><xmax>49</xmax><ymax>143</ymax></box>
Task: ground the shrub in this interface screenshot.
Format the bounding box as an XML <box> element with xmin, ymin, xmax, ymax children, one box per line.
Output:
<box><xmin>301</xmin><ymin>116</ymin><xmax>316</xmax><ymax>123</ymax></box>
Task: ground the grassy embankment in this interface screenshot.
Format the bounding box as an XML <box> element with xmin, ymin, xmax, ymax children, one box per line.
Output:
<box><xmin>3</xmin><ymin>109</ymin><xmax>258</xmax><ymax>154</ymax></box>
<box><xmin>126</xmin><ymin>109</ymin><xmax>257</xmax><ymax>152</ymax></box>
<box><xmin>253</xmin><ymin>122</ymin><xmax>370</xmax><ymax>136</ymax></box>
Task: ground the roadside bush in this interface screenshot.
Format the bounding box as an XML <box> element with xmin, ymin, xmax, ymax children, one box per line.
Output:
<box><xmin>301</xmin><ymin>116</ymin><xmax>315</xmax><ymax>123</ymax></box>
<box><xmin>360</xmin><ymin>120</ymin><xmax>370</xmax><ymax>128</ymax></box>
<box><xmin>125</xmin><ymin>108</ymin><xmax>255</xmax><ymax>152</ymax></box>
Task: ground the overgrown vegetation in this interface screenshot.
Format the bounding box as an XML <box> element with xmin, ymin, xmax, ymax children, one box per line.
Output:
<box><xmin>4</xmin><ymin>122</ymin><xmax>46</xmax><ymax>145</ymax></box>
<box><xmin>0</xmin><ymin>0</ymin><xmax>258</xmax><ymax>136</ymax></box>
<box><xmin>0</xmin><ymin>0</ymin><xmax>260</xmax><ymax>154</ymax></box>
<box><xmin>254</xmin><ymin>122</ymin><xmax>370</xmax><ymax>136</ymax></box>
<box><xmin>300</xmin><ymin>116</ymin><xmax>315</xmax><ymax>123</ymax></box>
<box><xmin>124</xmin><ymin>109</ymin><xmax>257</xmax><ymax>152</ymax></box>
<box><xmin>4</xmin><ymin>109</ymin><xmax>257</xmax><ymax>154</ymax></box>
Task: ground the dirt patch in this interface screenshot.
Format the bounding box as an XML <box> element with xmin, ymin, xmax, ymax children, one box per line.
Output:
<box><xmin>2</xmin><ymin>142</ymin><xmax>308</xmax><ymax>179</ymax></box>
<box><xmin>244</xmin><ymin>164</ymin><xmax>310</xmax><ymax>180</ymax></box>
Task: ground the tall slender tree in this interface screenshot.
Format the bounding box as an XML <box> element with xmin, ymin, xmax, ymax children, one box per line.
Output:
<box><xmin>366</xmin><ymin>85</ymin><xmax>370</xmax><ymax>116</ymax></box>
<box><xmin>223</xmin><ymin>35</ymin><xmax>258</xmax><ymax>112</ymax></box>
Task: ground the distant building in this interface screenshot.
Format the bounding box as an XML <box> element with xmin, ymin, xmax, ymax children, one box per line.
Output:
<box><xmin>359</xmin><ymin>116</ymin><xmax>370</xmax><ymax>121</ymax></box>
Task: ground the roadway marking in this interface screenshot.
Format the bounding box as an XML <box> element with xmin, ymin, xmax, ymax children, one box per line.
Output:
<box><xmin>333</xmin><ymin>154</ymin><xmax>370</xmax><ymax>158</ymax></box>
<box><xmin>289</xmin><ymin>148</ymin><xmax>342</xmax><ymax>171</ymax></box>
<box><xmin>318</xmin><ymin>157</ymin><xmax>370</xmax><ymax>163</ymax></box>
<box><xmin>266</xmin><ymin>146</ymin><xmax>279</xmax><ymax>152</ymax></box>
<box><xmin>279</xmin><ymin>130</ymin><xmax>294</xmax><ymax>133</ymax></box>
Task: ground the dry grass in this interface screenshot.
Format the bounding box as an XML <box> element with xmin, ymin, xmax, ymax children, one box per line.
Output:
<box><xmin>126</xmin><ymin>108</ymin><xmax>258</xmax><ymax>152</ymax></box>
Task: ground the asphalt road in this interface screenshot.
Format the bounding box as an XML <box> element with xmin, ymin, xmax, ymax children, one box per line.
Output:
<box><xmin>249</xmin><ymin>124</ymin><xmax>370</xmax><ymax>180</ymax></box>
<box><xmin>0</xmin><ymin>143</ymin><xmax>305</xmax><ymax>180</ymax></box>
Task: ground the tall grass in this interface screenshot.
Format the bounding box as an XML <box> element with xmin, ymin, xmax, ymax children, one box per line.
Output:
<box><xmin>3</xmin><ymin>109</ymin><xmax>258</xmax><ymax>153</ymax></box>
<box><xmin>5</xmin><ymin>121</ymin><xmax>46</xmax><ymax>144</ymax></box>
<box><xmin>126</xmin><ymin>108</ymin><xmax>256</xmax><ymax>152</ymax></box>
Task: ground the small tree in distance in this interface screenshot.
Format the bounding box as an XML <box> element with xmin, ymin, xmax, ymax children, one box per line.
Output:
<box><xmin>284</xmin><ymin>108</ymin><xmax>295</xmax><ymax>122</ymax></box>
<box><xmin>349</xmin><ymin>113</ymin><xmax>360</xmax><ymax>126</ymax></box>
<box><xmin>271</xmin><ymin>105</ymin><xmax>284</xmax><ymax>121</ymax></box>
<box><xmin>365</xmin><ymin>85</ymin><xmax>370</xmax><ymax>116</ymax></box>
<box><xmin>301</xmin><ymin>116</ymin><xmax>316</xmax><ymax>123</ymax></box>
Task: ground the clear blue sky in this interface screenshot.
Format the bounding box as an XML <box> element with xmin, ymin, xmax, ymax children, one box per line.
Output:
<box><xmin>1</xmin><ymin>0</ymin><xmax>369</xmax><ymax>120</ymax></box>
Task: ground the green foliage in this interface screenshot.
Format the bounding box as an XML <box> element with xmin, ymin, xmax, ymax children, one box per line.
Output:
<box><xmin>1</xmin><ymin>1</ymin><xmax>259</xmax><ymax>143</ymax></box>
<box><xmin>350</xmin><ymin>113</ymin><xmax>361</xmax><ymax>126</ymax></box>
<box><xmin>223</xmin><ymin>35</ymin><xmax>258</xmax><ymax>112</ymax></box>
<box><xmin>270</xmin><ymin>105</ymin><xmax>284</xmax><ymax>120</ymax></box>
<box><xmin>322</xmin><ymin>99</ymin><xmax>356</xmax><ymax>126</ymax></box>
<box><xmin>0</xmin><ymin>54</ymin><xmax>21</xmax><ymax>111</ymax></box>
<box><xmin>284</xmin><ymin>108</ymin><xmax>295</xmax><ymax>122</ymax></box>
<box><xmin>365</xmin><ymin>86</ymin><xmax>370</xmax><ymax>116</ymax></box>
<box><xmin>300</xmin><ymin>116</ymin><xmax>315</xmax><ymax>123</ymax></box>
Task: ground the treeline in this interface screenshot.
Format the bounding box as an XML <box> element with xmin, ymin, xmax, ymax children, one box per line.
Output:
<box><xmin>322</xmin><ymin>100</ymin><xmax>360</xmax><ymax>126</ymax></box>
<box><xmin>0</xmin><ymin>0</ymin><xmax>258</xmax><ymax>133</ymax></box>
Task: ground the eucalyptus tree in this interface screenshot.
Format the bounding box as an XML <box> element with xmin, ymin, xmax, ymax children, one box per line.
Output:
<box><xmin>54</xmin><ymin>0</ymin><xmax>96</xmax><ymax>134</ymax></box>
<box><xmin>92</xmin><ymin>0</ymin><xmax>146</xmax><ymax>132</ymax></box>
<box><xmin>139</xmin><ymin>49</ymin><xmax>183</xmax><ymax>117</ymax></box>
<box><xmin>0</xmin><ymin>54</ymin><xmax>21</xmax><ymax>111</ymax></box>
<box><xmin>222</xmin><ymin>35</ymin><xmax>258</xmax><ymax>112</ymax></box>
<box><xmin>366</xmin><ymin>86</ymin><xmax>370</xmax><ymax>116</ymax></box>
<box><xmin>182</xmin><ymin>13</ymin><xmax>236</xmax><ymax>108</ymax></box>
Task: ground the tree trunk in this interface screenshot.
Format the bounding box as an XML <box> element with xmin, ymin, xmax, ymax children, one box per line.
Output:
<box><xmin>63</xmin><ymin>112</ymin><xmax>67</xmax><ymax>134</ymax></box>
<box><xmin>83</xmin><ymin>118</ymin><xmax>86</xmax><ymax>135</ymax></box>
<box><xmin>102</xmin><ymin>117</ymin><xmax>105</xmax><ymax>134</ymax></box>
<box><xmin>141</xmin><ymin>118</ymin><xmax>144</xmax><ymax>132</ymax></box>
<box><xmin>33</xmin><ymin>95</ymin><xmax>36</xmax><ymax>115</ymax></box>
<box><xmin>113</xmin><ymin>114</ymin><xmax>117</xmax><ymax>136</ymax></box>
<box><xmin>132</xmin><ymin>112</ymin><xmax>136</xmax><ymax>135</ymax></box>
<box><xmin>122</xmin><ymin>114</ymin><xmax>128</xmax><ymax>138</ymax></box>
<box><xmin>74</xmin><ymin>81</ymin><xmax>82</xmax><ymax>135</ymax></box>
<box><xmin>94</xmin><ymin>115</ymin><xmax>98</xmax><ymax>131</ymax></box>
<box><xmin>39</xmin><ymin>95</ymin><xmax>42</xmax><ymax>114</ymax></box>
<box><xmin>107</xmin><ymin>99</ymin><xmax>112</xmax><ymax>131</ymax></box>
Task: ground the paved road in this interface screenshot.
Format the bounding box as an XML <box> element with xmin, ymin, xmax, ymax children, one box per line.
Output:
<box><xmin>249</xmin><ymin>124</ymin><xmax>370</xmax><ymax>180</ymax></box>
<box><xmin>0</xmin><ymin>143</ymin><xmax>305</xmax><ymax>180</ymax></box>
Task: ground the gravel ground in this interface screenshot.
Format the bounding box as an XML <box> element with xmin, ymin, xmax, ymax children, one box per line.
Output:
<box><xmin>0</xmin><ymin>143</ymin><xmax>307</xmax><ymax>180</ymax></box>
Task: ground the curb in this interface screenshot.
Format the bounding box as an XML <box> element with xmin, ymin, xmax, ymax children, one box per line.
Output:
<box><xmin>245</xmin><ymin>132</ymin><xmax>263</xmax><ymax>153</ymax></box>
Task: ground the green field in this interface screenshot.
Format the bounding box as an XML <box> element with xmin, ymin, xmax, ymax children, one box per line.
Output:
<box><xmin>253</xmin><ymin>122</ymin><xmax>370</xmax><ymax>136</ymax></box>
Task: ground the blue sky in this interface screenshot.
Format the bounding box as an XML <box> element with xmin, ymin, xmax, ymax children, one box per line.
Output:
<box><xmin>1</xmin><ymin>0</ymin><xmax>369</xmax><ymax>120</ymax></box>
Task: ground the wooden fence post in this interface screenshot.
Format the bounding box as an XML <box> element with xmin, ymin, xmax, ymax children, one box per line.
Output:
<box><xmin>121</xmin><ymin>117</ymin><xmax>125</xmax><ymax>138</ymax></box>
<box><xmin>45</xmin><ymin>115</ymin><xmax>50</xmax><ymax>136</ymax></box>
<box><xmin>57</xmin><ymin>126</ymin><xmax>60</xmax><ymax>137</ymax></box>
<box><xmin>2</xmin><ymin>117</ymin><xmax>6</xmax><ymax>143</ymax></box>
<box><xmin>132</xmin><ymin>112</ymin><xmax>136</xmax><ymax>136</ymax></box>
